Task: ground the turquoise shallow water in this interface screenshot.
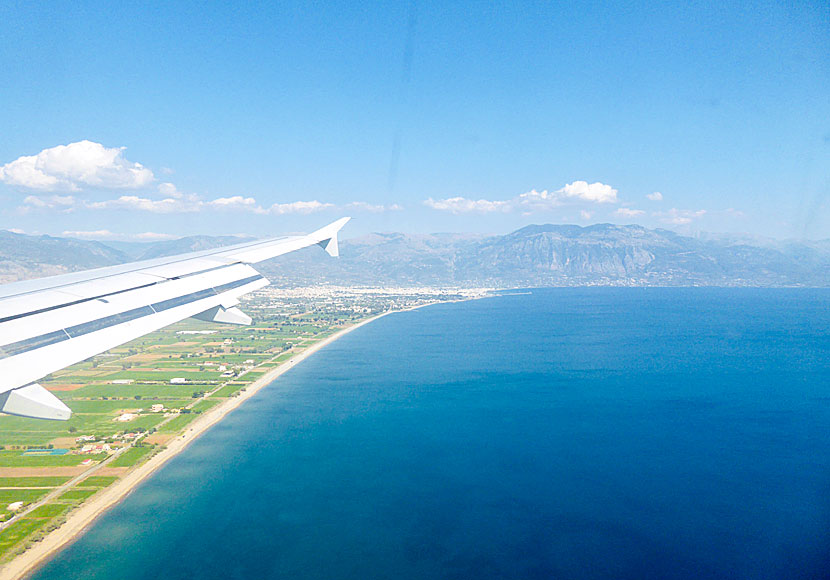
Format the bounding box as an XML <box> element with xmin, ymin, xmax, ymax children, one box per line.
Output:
<box><xmin>31</xmin><ymin>288</ymin><xmax>830</xmax><ymax>579</ymax></box>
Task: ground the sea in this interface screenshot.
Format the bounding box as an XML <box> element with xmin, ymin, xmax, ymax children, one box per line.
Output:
<box><xmin>31</xmin><ymin>288</ymin><xmax>830</xmax><ymax>580</ymax></box>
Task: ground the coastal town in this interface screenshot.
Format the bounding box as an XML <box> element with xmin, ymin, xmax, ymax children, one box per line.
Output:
<box><xmin>0</xmin><ymin>286</ymin><xmax>491</xmax><ymax>574</ymax></box>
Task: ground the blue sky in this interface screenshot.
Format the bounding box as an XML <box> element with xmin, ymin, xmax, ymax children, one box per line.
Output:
<box><xmin>0</xmin><ymin>1</ymin><xmax>827</xmax><ymax>241</ymax></box>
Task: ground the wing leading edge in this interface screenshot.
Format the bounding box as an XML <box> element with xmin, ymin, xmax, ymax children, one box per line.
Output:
<box><xmin>0</xmin><ymin>217</ymin><xmax>350</xmax><ymax>420</ymax></box>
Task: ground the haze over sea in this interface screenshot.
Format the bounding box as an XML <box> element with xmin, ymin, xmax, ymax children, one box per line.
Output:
<box><xmin>32</xmin><ymin>289</ymin><xmax>830</xmax><ymax>580</ymax></box>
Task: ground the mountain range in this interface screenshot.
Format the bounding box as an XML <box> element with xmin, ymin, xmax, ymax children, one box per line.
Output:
<box><xmin>1</xmin><ymin>225</ymin><xmax>827</xmax><ymax>287</ymax></box>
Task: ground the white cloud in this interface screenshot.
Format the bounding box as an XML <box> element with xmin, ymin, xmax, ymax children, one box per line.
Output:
<box><xmin>647</xmin><ymin>191</ymin><xmax>663</xmax><ymax>201</ymax></box>
<box><xmin>0</xmin><ymin>141</ymin><xmax>154</xmax><ymax>191</ymax></box>
<box><xmin>655</xmin><ymin>208</ymin><xmax>706</xmax><ymax>225</ymax></box>
<box><xmin>207</xmin><ymin>196</ymin><xmax>266</xmax><ymax>213</ymax></box>
<box><xmin>615</xmin><ymin>208</ymin><xmax>645</xmax><ymax>218</ymax></box>
<box><xmin>19</xmin><ymin>194</ymin><xmax>77</xmax><ymax>213</ymax></box>
<box><xmin>22</xmin><ymin>192</ymin><xmax>339</xmax><ymax>215</ymax></box>
<box><xmin>516</xmin><ymin>182</ymin><xmax>618</xmax><ymax>210</ymax></box>
<box><xmin>16</xmin><ymin>177</ymin><xmax>377</xmax><ymax>218</ymax></box>
<box><xmin>132</xmin><ymin>231</ymin><xmax>182</xmax><ymax>241</ymax></box>
<box><xmin>424</xmin><ymin>197</ymin><xmax>512</xmax><ymax>214</ymax></box>
<box><xmin>86</xmin><ymin>195</ymin><xmax>194</xmax><ymax>213</ymax></box>
<box><xmin>425</xmin><ymin>181</ymin><xmax>618</xmax><ymax>214</ymax></box>
<box><xmin>7</xmin><ymin>228</ymin><xmax>25</xmax><ymax>234</ymax></box>
<box><xmin>85</xmin><ymin>193</ymin><xmax>271</xmax><ymax>214</ymax></box>
<box><xmin>158</xmin><ymin>182</ymin><xmax>183</xmax><ymax>198</ymax></box>
<box><xmin>267</xmin><ymin>200</ymin><xmax>334</xmax><ymax>215</ymax></box>
<box><xmin>346</xmin><ymin>201</ymin><xmax>404</xmax><ymax>212</ymax></box>
<box><xmin>63</xmin><ymin>229</ymin><xmax>114</xmax><ymax>239</ymax></box>
<box><xmin>62</xmin><ymin>229</ymin><xmax>180</xmax><ymax>241</ymax></box>
<box><xmin>580</xmin><ymin>210</ymin><xmax>593</xmax><ymax>220</ymax></box>
<box><xmin>556</xmin><ymin>181</ymin><xmax>618</xmax><ymax>204</ymax></box>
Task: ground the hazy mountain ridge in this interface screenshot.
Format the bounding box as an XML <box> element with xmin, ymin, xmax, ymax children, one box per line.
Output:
<box><xmin>134</xmin><ymin>235</ymin><xmax>256</xmax><ymax>260</ymax></box>
<box><xmin>0</xmin><ymin>230</ymin><xmax>130</xmax><ymax>284</ymax></box>
<box><xmin>262</xmin><ymin>224</ymin><xmax>830</xmax><ymax>287</ymax></box>
<box><xmin>0</xmin><ymin>225</ymin><xmax>827</xmax><ymax>287</ymax></box>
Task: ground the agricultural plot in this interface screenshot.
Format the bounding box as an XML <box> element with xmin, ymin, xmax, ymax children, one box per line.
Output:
<box><xmin>78</xmin><ymin>476</ymin><xmax>118</xmax><ymax>488</ymax></box>
<box><xmin>210</xmin><ymin>384</ymin><xmax>246</xmax><ymax>398</ymax></box>
<box><xmin>110</xmin><ymin>447</ymin><xmax>154</xmax><ymax>468</ymax></box>
<box><xmin>0</xmin><ymin>452</ymin><xmax>94</xmax><ymax>468</ymax></box>
<box><xmin>0</xmin><ymin>489</ymin><xmax>51</xmax><ymax>506</ymax></box>
<box><xmin>157</xmin><ymin>413</ymin><xmax>200</xmax><ymax>434</ymax></box>
<box><xmin>58</xmin><ymin>489</ymin><xmax>98</xmax><ymax>502</ymax></box>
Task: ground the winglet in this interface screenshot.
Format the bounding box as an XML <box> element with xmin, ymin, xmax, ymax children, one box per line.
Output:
<box><xmin>313</xmin><ymin>217</ymin><xmax>350</xmax><ymax>257</ymax></box>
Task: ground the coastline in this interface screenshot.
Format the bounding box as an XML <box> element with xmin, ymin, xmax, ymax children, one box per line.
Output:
<box><xmin>1</xmin><ymin>303</ymin><xmax>434</xmax><ymax>580</ymax></box>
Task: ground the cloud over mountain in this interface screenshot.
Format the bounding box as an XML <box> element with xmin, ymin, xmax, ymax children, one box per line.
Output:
<box><xmin>425</xmin><ymin>181</ymin><xmax>619</xmax><ymax>214</ymax></box>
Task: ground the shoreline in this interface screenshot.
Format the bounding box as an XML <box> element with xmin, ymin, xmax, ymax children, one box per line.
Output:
<box><xmin>1</xmin><ymin>303</ymin><xmax>438</xmax><ymax>580</ymax></box>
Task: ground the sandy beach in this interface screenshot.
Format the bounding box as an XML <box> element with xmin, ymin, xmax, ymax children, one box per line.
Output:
<box><xmin>0</xmin><ymin>306</ymin><xmax>413</xmax><ymax>580</ymax></box>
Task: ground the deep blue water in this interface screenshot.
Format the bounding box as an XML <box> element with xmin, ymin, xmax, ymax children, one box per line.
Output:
<box><xmin>31</xmin><ymin>289</ymin><xmax>830</xmax><ymax>579</ymax></box>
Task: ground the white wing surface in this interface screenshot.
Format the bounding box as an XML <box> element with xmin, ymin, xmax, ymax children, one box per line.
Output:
<box><xmin>0</xmin><ymin>217</ymin><xmax>349</xmax><ymax>420</ymax></box>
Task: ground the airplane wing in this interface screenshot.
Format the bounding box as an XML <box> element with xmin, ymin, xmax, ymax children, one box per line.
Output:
<box><xmin>0</xmin><ymin>217</ymin><xmax>349</xmax><ymax>421</ymax></box>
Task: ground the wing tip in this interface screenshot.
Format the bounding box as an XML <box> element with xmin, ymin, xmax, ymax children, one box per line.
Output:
<box><xmin>314</xmin><ymin>217</ymin><xmax>350</xmax><ymax>258</ymax></box>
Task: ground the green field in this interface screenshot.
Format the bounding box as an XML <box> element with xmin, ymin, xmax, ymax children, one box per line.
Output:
<box><xmin>191</xmin><ymin>399</ymin><xmax>221</xmax><ymax>413</ymax></box>
<box><xmin>58</xmin><ymin>489</ymin><xmax>98</xmax><ymax>502</ymax></box>
<box><xmin>0</xmin><ymin>452</ymin><xmax>90</xmax><ymax>468</ymax></box>
<box><xmin>99</xmin><ymin>370</ymin><xmax>221</xmax><ymax>382</ymax></box>
<box><xmin>68</xmin><ymin>384</ymin><xmax>207</xmax><ymax>399</ymax></box>
<box><xmin>211</xmin><ymin>384</ymin><xmax>246</xmax><ymax>398</ymax></box>
<box><xmin>62</xmin><ymin>400</ymin><xmax>184</xmax><ymax>414</ymax></box>
<box><xmin>109</xmin><ymin>446</ymin><xmax>154</xmax><ymax>468</ymax></box>
<box><xmin>78</xmin><ymin>476</ymin><xmax>118</xmax><ymax>488</ymax></box>
<box><xmin>0</xmin><ymin>478</ymin><xmax>70</xmax><ymax>488</ymax></box>
<box><xmin>0</xmin><ymin>518</ymin><xmax>51</xmax><ymax>557</ymax></box>
<box><xmin>0</xmin><ymin>489</ymin><xmax>51</xmax><ymax>505</ymax></box>
<box><xmin>158</xmin><ymin>413</ymin><xmax>200</xmax><ymax>433</ymax></box>
<box><xmin>26</xmin><ymin>503</ymin><xmax>70</xmax><ymax>519</ymax></box>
